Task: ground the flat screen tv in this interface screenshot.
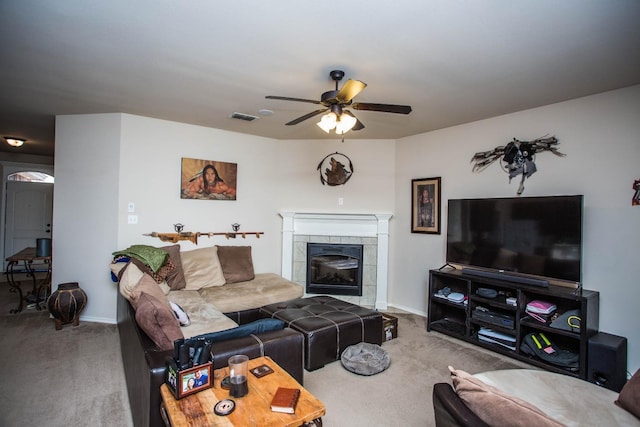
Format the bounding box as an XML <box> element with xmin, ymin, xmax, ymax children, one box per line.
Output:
<box><xmin>446</xmin><ymin>195</ymin><xmax>583</xmax><ymax>284</ymax></box>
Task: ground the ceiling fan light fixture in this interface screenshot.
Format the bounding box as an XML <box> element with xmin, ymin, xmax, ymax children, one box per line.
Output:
<box><xmin>4</xmin><ymin>137</ymin><xmax>25</xmax><ymax>147</ymax></box>
<box><xmin>267</xmin><ymin>69</ymin><xmax>411</xmax><ymax>134</ymax></box>
<box><xmin>335</xmin><ymin>113</ymin><xmax>357</xmax><ymax>134</ymax></box>
<box><xmin>317</xmin><ymin>112</ymin><xmax>337</xmax><ymax>133</ymax></box>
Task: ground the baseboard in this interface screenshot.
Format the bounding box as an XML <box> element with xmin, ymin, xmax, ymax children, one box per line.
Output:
<box><xmin>386</xmin><ymin>303</ymin><xmax>427</xmax><ymax>317</ymax></box>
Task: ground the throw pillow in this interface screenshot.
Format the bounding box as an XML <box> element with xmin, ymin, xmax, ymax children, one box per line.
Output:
<box><xmin>162</xmin><ymin>245</ymin><xmax>187</xmax><ymax>290</ymax></box>
<box><xmin>196</xmin><ymin>318</ymin><xmax>284</xmax><ymax>343</ymax></box>
<box><xmin>180</xmin><ymin>246</ymin><xmax>226</xmax><ymax>290</ymax></box>
<box><xmin>128</xmin><ymin>256</ymin><xmax>175</xmax><ymax>284</ymax></box>
<box><xmin>116</xmin><ymin>262</ymin><xmax>145</xmax><ymax>301</ymax></box>
<box><xmin>170</xmin><ymin>301</ymin><xmax>191</xmax><ymax>326</ymax></box>
<box><xmin>109</xmin><ymin>257</ymin><xmax>129</xmax><ymax>282</ymax></box>
<box><xmin>615</xmin><ymin>369</ymin><xmax>640</xmax><ymax>420</ymax></box>
<box><xmin>134</xmin><ymin>293</ymin><xmax>184</xmax><ymax>351</ymax></box>
<box><xmin>216</xmin><ymin>245</ymin><xmax>255</xmax><ymax>284</ymax></box>
<box><xmin>129</xmin><ymin>274</ymin><xmax>171</xmax><ymax>310</ymax></box>
<box><xmin>449</xmin><ymin>366</ymin><xmax>564</xmax><ymax>427</ymax></box>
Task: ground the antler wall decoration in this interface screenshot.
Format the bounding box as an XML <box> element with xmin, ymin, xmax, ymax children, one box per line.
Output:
<box><xmin>471</xmin><ymin>136</ymin><xmax>565</xmax><ymax>195</ymax></box>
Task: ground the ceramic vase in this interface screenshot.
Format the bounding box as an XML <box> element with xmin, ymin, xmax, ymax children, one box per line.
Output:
<box><xmin>47</xmin><ymin>282</ymin><xmax>88</xmax><ymax>330</ymax></box>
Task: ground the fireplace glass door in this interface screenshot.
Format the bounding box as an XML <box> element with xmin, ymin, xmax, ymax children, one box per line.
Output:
<box><xmin>306</xmin><ymin>243</ymin><xmax>363</xmax><ymax>296</ymax></box>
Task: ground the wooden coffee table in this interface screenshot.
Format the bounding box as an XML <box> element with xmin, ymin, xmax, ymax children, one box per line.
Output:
<box><xmin>160</xmin><ymin>356</ymin><xmax>325</xmax><ymax>427</ymax></box>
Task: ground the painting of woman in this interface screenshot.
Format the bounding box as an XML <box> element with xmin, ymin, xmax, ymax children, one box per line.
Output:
<box><xmin>181</xmin><ymin>158</ymin><xmax>237</xmax><ymax>200</ymax></box>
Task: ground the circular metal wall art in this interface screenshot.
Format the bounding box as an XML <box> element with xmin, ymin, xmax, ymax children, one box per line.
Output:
<box><xmin>317</xmin><ymin>152</ymin><xmax>354</xmax><ymax>186</ymax></box>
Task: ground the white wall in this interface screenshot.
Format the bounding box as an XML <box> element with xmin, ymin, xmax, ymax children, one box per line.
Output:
<box><xmin>54</xmin><ymin>113</ymin><xmax>395</xmax><ymax>322</ymax></box>
<box><xmin>392</xmin><ymin>85</ymin><xmax>640</xmax><ymax>373</ymax></box>
<box><xmin>115</xmin><ymin>115</ymin><xmax>395</xmax><ymax>271</ymax></box>
<box><xmin>53</xmin><ymin>113</ymin><xmax>121</xmax><ymax>322</ymax></box>
<box><xmin>53</xmin><ymin>85</ymin><xmax>639</xmax><ymax>373</ymax></box>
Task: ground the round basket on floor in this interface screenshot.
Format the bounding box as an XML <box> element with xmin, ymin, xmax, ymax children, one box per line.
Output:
<box><xmin>340</xmin><ymin>342</ymin><xmax>390</xmax><ymax>376</ymax></box>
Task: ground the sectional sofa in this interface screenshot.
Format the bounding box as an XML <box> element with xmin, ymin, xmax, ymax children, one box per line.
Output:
<box><xmin>112</xmin><ymin>244</ymin><xmax>305</xmax><ymax>427</ymax></box>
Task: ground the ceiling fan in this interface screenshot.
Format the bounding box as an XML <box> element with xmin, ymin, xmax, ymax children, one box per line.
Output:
<box><xmin>265</xmin><ymin>70</ymin><xmax>412</xmax><ymax>134</ymax></box>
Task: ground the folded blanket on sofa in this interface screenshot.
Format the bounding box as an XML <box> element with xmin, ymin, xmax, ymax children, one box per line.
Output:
<box><xmin>113</xmin><ymin>244</ymin><xmax>168</xmax><ymax>272</ymax></box>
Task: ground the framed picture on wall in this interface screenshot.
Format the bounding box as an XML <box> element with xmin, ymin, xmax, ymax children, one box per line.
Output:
<box><xmin>411</xmin><ymin>177</ymin><xmax>441</xmax><ymax>234</ymax></box>
<box><xmin>181</xmin><ymin>157</ymin><xmax>237</xmax><ymax>200</ymax></box>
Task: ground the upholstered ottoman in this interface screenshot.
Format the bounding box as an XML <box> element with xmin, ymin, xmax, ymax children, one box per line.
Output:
<box><xmin>259</xmin><ymin>296</ymin><xmax>383</xmax><ymax>371</ymax></box>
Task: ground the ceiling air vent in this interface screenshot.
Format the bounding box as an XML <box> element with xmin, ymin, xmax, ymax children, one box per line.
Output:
<box><xmin>230</xmin><ymin>112</ymin><xmax>259</xmax><ymax>122</ymax></box>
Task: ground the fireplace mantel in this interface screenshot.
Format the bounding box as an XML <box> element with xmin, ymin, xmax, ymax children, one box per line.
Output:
<box><xmin>280</xmin><ymin>211</ymin><xmax>392</xmax><ymax>310</ymax></box>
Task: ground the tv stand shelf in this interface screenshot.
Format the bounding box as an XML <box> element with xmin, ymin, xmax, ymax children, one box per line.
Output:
<box><xmin>427</xmin><ymin>268</ymin><xmax>599</xmax><ymax>379</ymax></box>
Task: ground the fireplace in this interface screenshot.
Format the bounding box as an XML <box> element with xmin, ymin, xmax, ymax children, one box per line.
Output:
<box><xmin>306</xmin><ymin>243</ymin><xmax>363</xmax><ymax>296</ymax></box>
<box><xmin>280</xmin><ymin>212</ymin><xmax>392</xmax><ymax>309</ymax></box>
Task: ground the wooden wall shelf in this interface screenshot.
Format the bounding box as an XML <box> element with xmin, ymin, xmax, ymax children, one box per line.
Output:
<box><xmin>144</xmin><ymin>231</ymin><xmax>264</xmax><ymax>245</ymax></box>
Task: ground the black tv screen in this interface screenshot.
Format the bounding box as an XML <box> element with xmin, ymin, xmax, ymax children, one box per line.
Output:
<box><xmin>446</xmin><ymin>195</ymin><xmax>583</xmax><ymax>283</ymax></box>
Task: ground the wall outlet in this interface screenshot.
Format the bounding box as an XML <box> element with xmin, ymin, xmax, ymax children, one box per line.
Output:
<box><xmin>127</xmin><ymin>214</ymin><xmax>138</xmax><ymax>224</ymax></box>
<box><xmin>338</xmin><ymin>197</ymin><xmax>344</xmax><ymax>206</ymax></box>
<box><xmin>127</xmin><ymin>202</ymin><xmax>135</xmax><ymax>213</ymax></box>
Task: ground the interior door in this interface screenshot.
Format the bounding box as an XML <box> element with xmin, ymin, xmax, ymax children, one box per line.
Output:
<box><xmin>4</xmin><ymin>181</ymin><xmax>53</xmax><ymax>269</ymax></box>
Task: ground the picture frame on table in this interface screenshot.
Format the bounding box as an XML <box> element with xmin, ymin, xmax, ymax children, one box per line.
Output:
<box><xmin>411</xmin><ymin>177</ymin><xmax>441</xmax><ymax>234</ymax></box>
<box><xmin>166</xmin><ymin>361</ymin><xmax>212</xmax><ymax>399</ymax></box>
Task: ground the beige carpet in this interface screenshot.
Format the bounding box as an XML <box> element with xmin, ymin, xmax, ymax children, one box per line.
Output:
<box><xmin>0</xmin><ymin>287</ymin><xmax>534</xmax><ymax>426</ymax></box>
<box><xmin>304</xmin><ymin>311</ymin><xmax>534</xmax><ymax>426</ymax></box>
<box><xmin>0</xmin><ymin>287</ymin><xmax>132</xmax><ymax>427</ymax></box>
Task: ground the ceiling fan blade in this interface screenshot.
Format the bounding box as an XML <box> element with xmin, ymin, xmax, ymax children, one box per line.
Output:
<box><xmin>285</xmin><ymin>108</ymin><xmax>327</xmax><ymax>126</ymax></box>
<box><xmin>342</xmin><ymin>110</ymin><xmax>365</xmax><ymax>131</ymax></box>
<box><xmin>336</xmin><ymin>79</ymin><xmax>367</xmax><ymax>103</ymax></box>
<box><xmin>351</xmin><ymin>102</ymin><xmax>412</xmax><ymax>114</ymax></box>
<box><xmin>266</xmin><ymin>95</ymin><xmax>322</xmax><ymax>105</ymax></box>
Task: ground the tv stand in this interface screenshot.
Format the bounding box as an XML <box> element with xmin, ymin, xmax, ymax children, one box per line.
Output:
<box><xmin>460</xmin><ymin>267</ymin><xmax>549</xmax><ymax>288</ymax></box>
<box><xmin>427</xmin><ymin>269</ymin><xmax>599</xmax><ymax>380</ymax></box>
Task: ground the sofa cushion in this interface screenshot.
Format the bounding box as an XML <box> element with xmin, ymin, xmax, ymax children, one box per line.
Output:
<box><xmin>181</xmin><ymin>246</ymin><xmax>226</xmax><ymax>290</ymax></box>
<box><xmin>112</xmin><ymin>261</ymin><xmax>143</xmax><ymax>300</ymax></box>
<box><xmin>473</xmin><ymin>369</ymin><xmax>640</xmax><ymax>427</ymax></box>
<box><xmin>216</xmin><ymin>245</ymin><xmax>255</xmax><ymax>283</ymax></box>
<box><xmin>129</xmin><ymin>274</ymin><xmax>171</xmax><ymax>310</ymax></box>
<box><xmin>134</xmin><ymin>292</ymin><xmax>184</xmax><ymax>351</ymax></box>
<box><xmin>195</xmin><ymin>318</ymin><xmax>285</xmax><ymax>343</ymax></box>
<box><xmin>114</xmin><ymin>262</ymin><xmax>170</xmax><ymax>302</ymax></box>
<box><xmin>616</xmin><ymin>369</ymin><xmax>640</xmax><ymax>419</ymax></box>
<box><xmin>162</xmin><ymin>244</ymin><xmax>187</xmax><ymax>290</ymax></box>
<box><xmin>449</xmin><ymin>366</ymin><xmax>563</xmax><ymax>427</ymax></box>
<box><xmin>198</xmin><ymin>273</ymin><xmax>303</xmax><ymax>313</ymax></box>
<box><xmin>166</xmin><ymin>290</ymin><xmax>239</xmax><ymax>338</ymax></box>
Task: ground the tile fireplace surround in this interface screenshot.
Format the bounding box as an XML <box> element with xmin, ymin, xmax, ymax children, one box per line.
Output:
<box><xmin>280</xmin><ymin>212</ymin><xmax>392</xmax><ymax>310</ymax></box>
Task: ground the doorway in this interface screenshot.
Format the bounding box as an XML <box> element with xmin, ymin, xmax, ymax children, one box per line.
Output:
<box><xmin>2</xmin><ymin>169</ymin><xmax>54</xmax><ymax>270</ymax></box>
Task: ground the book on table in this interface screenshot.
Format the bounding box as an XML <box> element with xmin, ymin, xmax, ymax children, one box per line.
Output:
<box><xmin>270</xmin><ymin>387</ymin><xmax>300</xmax><ymax>414</ymax></box>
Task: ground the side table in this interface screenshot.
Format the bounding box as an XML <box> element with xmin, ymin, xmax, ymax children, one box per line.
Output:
<box><xmin>160</xmin><ymin>356</ymin><xmax>325</xmax><ymax>427</ymax></box>
<box><xmin>5</xmin><ymin>247</ymin><xmax>52</xmax><ymax>313</ymax></box>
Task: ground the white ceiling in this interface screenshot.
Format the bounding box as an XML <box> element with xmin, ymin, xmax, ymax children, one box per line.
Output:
<box><xmin>1</xmin><ymin>1</ymin><xmax>639</xmax><ymax>157</ymax></box>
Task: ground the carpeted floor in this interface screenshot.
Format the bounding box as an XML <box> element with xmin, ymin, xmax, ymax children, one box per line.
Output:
<box><xmin>0</xmin><ymin>286</ymin><xmax>535</xmax><ymax>426</ymax></box>
<box><xmin>0</xmin><ymin>287</ymin><xmax>133</xmax><ymax>427</ymax></box>
<box><xmin>304</xmin><ymin>311</ymin><xmax>534</xmax><ymax>426</ymax></box>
